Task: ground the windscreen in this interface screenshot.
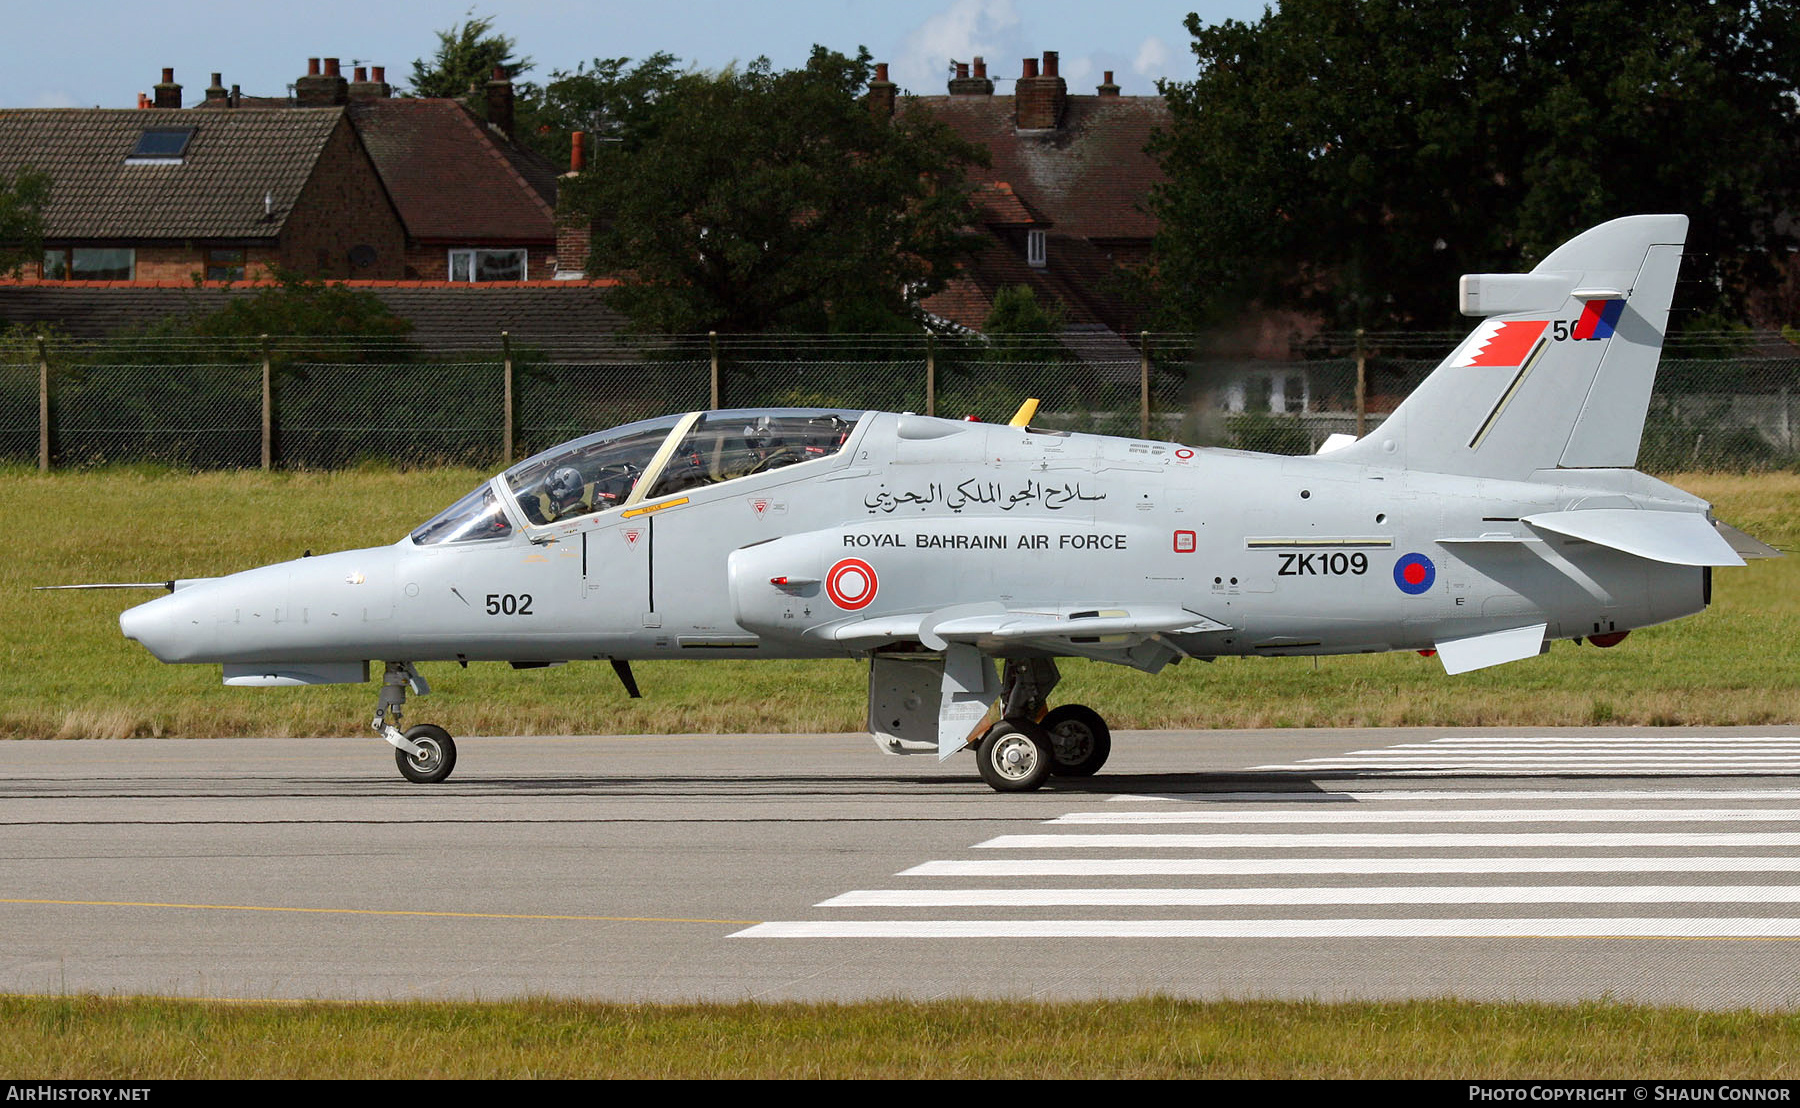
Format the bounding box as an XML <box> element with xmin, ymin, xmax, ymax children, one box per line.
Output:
<box><xmin>410</xmin><ymin>483</ymin><xmax>514</xmax><ymax>545</ymax></box>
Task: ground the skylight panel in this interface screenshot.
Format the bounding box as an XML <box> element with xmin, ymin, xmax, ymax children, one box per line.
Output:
<box><xmin>126</xmin><ymin>128</ymin><xmax>194</xmax><ymax>164</ymax></box>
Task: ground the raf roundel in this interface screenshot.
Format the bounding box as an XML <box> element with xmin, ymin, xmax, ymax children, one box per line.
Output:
<box><xmin>1393</xmin><ymin>552</ymin><xmax>1436</xmax><ymax>595</ymax></box>
<box><xmin>825</xmin><ymin>557</ymin><xmax>879</xmax><ymax>610</ymax></box>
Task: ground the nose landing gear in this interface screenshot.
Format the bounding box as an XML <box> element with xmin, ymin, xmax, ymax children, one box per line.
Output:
<box><xmin>373</xmin><ymin>661</ymin><xmax>457</xmax><ymax>783</ymax></box>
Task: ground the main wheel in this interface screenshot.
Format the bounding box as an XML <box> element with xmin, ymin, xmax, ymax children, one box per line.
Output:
<box><xmin>395</xmin><ymin>724</ymin><xmax>457</xmax><ymax>784</ymax></box>
<box><xmin>976</xmin><ymin>720</ymin><xmax>1053</xmax><ymax>793</ymax></box>
<box><xmin>1042</xmin><ymin>704</ymin><xmax>1111</xmax><ymax>777</ymax></box>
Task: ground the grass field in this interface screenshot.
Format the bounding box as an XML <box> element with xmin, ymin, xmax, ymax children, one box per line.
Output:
<box><xmin>3</xmin><ymin>465</ymin><xmax>1797</xmax><ymax>740</ymax></box>
<box><xmin>4</xmin><ymin>995</ymin><xmax>1800</xmax><ymax>1078</ymax></box>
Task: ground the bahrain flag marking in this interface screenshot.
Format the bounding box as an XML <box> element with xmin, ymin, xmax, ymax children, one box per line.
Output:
<box><xmin>1451</xmin><ymin>320</ymin><xmax>1549</xmax><ymax>368</ymax></box>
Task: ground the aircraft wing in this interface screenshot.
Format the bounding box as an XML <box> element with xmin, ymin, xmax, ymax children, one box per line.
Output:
<box><xmin>831</xmin><ymin>603</ymin><xmax>1228</xmax><ymax>670</ymax></box>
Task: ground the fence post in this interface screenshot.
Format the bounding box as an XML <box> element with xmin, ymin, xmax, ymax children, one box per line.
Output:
<box><xmin>36</xmin><ymin>335</ymin><xmax>48</xmax><ymax>473</ymax></box>
<box><xmin>260</xmin><ymin>334</ymin><xmax>273</xmax><ymax>471</ymax></box>
<box><xmin>708</xmin><ymin>331</ymin><xmax>720</xmax><ymax>410</ymax></box>
<box><xmin>501</xmin><ymin>331</ymin><xmax>514</xmax><ymax>466</ymax></box>
<box><xmin>1354</xmin><ymin>328</ymin><xmax>1367</xmax><ymax>439</ymax></box>
<box><xmin>1139</xmin><ymin>331</ymin><xmax>1151</xmax><ymax>439</ymax></box>
<box><xmin>926</xmin><ymin>333</ymin><xmax>936</xmax><ymax>417</ymax></box>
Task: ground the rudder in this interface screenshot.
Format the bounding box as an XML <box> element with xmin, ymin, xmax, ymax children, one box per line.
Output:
<box><xmin>1329</xmin><ymin>215</ymin><xmax>1688</xmax><ymax>479</ymax></box>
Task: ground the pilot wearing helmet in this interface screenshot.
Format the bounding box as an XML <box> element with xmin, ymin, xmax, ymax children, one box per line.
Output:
<box><xmin>538</xmin><ymin>465</ymin><xmax>595</xmax><ymax>522</ymax></box>
<box><xmin>744</xmin><ymin>415</ymin><xmax>802</xmax><ymax>473</ymax></box>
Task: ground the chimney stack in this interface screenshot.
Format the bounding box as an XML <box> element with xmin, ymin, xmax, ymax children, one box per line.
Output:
<box><xmin>868</xmin><ymin>61</ymin><xmax>897</xmax><ymax>118</ymax></box>
<box><xmin>349</xmin><ymin>64</ymin><xmax>391</xmax><ymax>100</ymax></box>
<box><xmin>296</xmin><ymin>55</ymin><xmax>349</xmax><ymax>106</ymax></box>
<box><xmin>485</xmin><ymin>65</ymin><xmax>515</xmax><ymax>138</ymax></box>
<box><xmin>949</xmin><ymin>56</ymin><xmax>994</xmax><ymax>95</ymax></box>
<box><xmin>204</xmin><ymin>72</ymin><xmax>227</xmax><ymax>103</ymax></box>
<box><xmin>153</xmin><ymin>67</ymin><xmax>182</xmax><ymax>109</ymax></box>
<box><xmin>1015</xmin><ymin>51</ymin><xmax>1067</xmax><ymax>130</ymax></box>
<box><xmin>568</xmin><ymin>131</ymin><xmax>586</xmax><ymax>174</ymax></box>
<box><xmin>1097</xmin><ymin>70</ymin><xmax>1120</xmax><ymax>96</ymax></box>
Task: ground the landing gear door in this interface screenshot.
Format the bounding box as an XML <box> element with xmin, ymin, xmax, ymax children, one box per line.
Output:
<box><xmin>867</xmin><ymin>646</ymin><xmax>995</xmax><ymax>761</ymax></box>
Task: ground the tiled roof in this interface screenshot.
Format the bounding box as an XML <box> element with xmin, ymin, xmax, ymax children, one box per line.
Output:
<box><xmin>972</xmin><ymin>181</ymin><xmax>1043</xmax><ymax>226</ymax></box>
<box><xmin>923</xmin><ymin>231</ymin><xmax>1150</xmax><ymax>337</ymax></box>
<box><xmin>911</xmin><ymin>94</ymin><xmax>1167</xmax><ymax>241</ymax></box>
<box><xmin>0</xmin><ymin>281</ymin><xmax>624</xmax><ymax>351</ymax></box>
<box><xmin>348</xmin><ymin>99</ymin><xmax>556</xmax><ymax>244</ymax></box>
<box><xmin>0</xmin><ymin>108</ymin><xmax>345</xmax><ymax>239</ymax></box>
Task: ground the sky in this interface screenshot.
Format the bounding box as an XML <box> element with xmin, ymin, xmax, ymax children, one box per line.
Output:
<box><xmin>8</xmin><ymin>0</ymin><xmax>1276</xmax><ymax>109</ymax></box>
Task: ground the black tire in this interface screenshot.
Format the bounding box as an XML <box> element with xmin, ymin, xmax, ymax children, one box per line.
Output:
<box><xmin>976</xmin><ymin>720</ymin><xmax>1053</xmax><ymax>793</ymax></box>
<box><xmin>1042</xmin><ymin>704</ymin><xmax>1111</xmax><ymax>777</ymax></box>
<box><xmin>395</xmin><ymin>724</ymin><xmax>457</xmax><ymax>784</ymax></box>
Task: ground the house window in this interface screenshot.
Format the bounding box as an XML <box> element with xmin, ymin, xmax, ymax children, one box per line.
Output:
<box><xmin>205</xmin><ymin>248</ymin><xmax>245</xmax><ymax>282</ymax></box>
<box><xmin>42</xmin><ymin>248</ymin><xmax>135</xmax><ymax>280</ymax></box>
<box><xmin>126</xmin><ymin>127</ymin><xmax>195</xmax><ymax>164</ymax></box>
<box><xmin>1027</xmin><ymin>229</ymin><xmax>1047</xmax><ymax>268</ymax></box>
<box><xmin>448</xmin><ymin>249</ymin><xmax>527</xmax><ymax>282</ymax></box>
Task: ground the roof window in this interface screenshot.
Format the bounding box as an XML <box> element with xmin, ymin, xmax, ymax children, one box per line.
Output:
<box><xmin>126</xmin><ymin>128</ymin><xmax>195</xmax><ymax>164</ymax></box>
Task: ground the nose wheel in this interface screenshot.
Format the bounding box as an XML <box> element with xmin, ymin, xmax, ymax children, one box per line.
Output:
<box><xmin>372</xmin><ymin>661</ymin><xmax>457</xmax><ymax>783</ymax></box>
<box><xmin>394</xmin><ymin>724</ymin><xmax>457</xmax><ymax>784</ymax></box>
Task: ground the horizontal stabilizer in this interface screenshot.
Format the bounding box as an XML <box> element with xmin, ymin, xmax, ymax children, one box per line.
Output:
<box><xmin>1523</xmin><ymin>509</ymin><xmax>1745</xmax><ymax>567</ymax></box>
<box><xmin>1435</xmin><ymin>623</ymin><xmax>1548</xmax><ymax>675</ymax></box>
<box><xmin>1717</xmin><ymin>520</ymin><xmax>1783</xmax><ymax>560</ymax></box>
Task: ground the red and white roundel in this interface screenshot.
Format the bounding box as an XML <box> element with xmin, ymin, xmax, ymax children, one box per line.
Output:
<box><xmin>826</xmin><ymin>557</ymin><xmax>878</xmax><ymax>610</ymax></box>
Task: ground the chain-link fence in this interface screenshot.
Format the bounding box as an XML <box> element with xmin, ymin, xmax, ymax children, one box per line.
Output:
<box><xmin>6</xmin><ymin>331</ymin><xmax>1799</xmax><ymax>474</ymax></box>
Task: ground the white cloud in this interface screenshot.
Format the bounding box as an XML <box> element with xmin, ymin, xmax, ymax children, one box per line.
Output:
<box><xmin>1133</xmin><ymin>35</ymin><xmax>1175</xmax><ymax>82</ymax></box>
<box><xmin>893</xmin><ymin>0</ymin><xmax>1022</xmax><ymax>96</ymax></box>
<box><xmin>32</xmin><ymin>90</ymin><xmax>78</xmax><ymax>108</ymax></box>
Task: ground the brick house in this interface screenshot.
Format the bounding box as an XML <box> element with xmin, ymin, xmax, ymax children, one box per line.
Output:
<box><xmin>871</xmin><ymin>52</ymin><xmax>1168</xmax><ymax>353</ymax></box>
<box><xmin>0</xmin><ymin>60</ymin><xmax>559</xmax><ymax>286</ymax></box>
<box><xmin>200</xmin><ymin>58</ymin><xmax>560</xmax><ymax>281</ymax></box>
<box><xmin>0</xmin><ymin>95</ymin><xmax>407</xmax><ymax>282</ymax></box>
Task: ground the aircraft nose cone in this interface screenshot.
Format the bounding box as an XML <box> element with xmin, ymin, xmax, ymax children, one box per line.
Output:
<box><xmin>120</xmin><ymin>593</ymin><xmax>184</xmax><ymax>662</ymax></box>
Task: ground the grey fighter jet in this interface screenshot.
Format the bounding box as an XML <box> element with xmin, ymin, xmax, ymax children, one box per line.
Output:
<box><xmin>104</xmin><ymin>215</ymin><xmax>1775</xmax><ymax>791</ymax></box>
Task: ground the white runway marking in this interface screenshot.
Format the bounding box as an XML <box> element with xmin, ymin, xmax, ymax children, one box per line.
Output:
<box><xmin>899</xmin><ymin>857</ymin><xmax>1800</xmax><ymax>877</ymax></box>
<box><xmin>1253</xmin><ymin>735</ymin><xmax>1800</xmax><ymax>774</ymax></box>
<box><xmin>1049</xmin><ymin>808</ymin><xmax>1800</xmax><ymax>825</ymax></box>
<box><xmin>735</xmin><ymin>918</ymin><xmax>1800</xmax><ymax>939</ymax></box>
<box><xmin>736</xmin><ymin>733</ymin><xmax>1800</xmax><ymax>942</ymax></box>
<box><xmin>819</xmin><ymin>886</ymin><xmax>1800</xmax><ymax>908</ymax></box>
<box><xmin>977</xmin><ymin>832</ymin><xmax>1800</xmax><ymax>849</ymax></box>
<box><xmin>1109</xmin><ymin>788</ymin><xmax>1800</xmax><ymax>803</ymax></box>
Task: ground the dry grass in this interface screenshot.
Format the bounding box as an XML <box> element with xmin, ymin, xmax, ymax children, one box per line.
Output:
<box><xmin>4</xmin><ymin>995</ymin><xmax>1800</xmax><ymax>1078</ymax></box>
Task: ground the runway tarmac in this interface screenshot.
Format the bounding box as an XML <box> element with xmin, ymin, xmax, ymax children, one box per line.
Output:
<box><xmin>6</xmin><ymin>726</ymin><xmax>1800</xmax><ymax>1007</ymax></box>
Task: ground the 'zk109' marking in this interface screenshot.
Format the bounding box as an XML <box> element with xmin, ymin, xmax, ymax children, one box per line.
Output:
<box><xmin>1278</xmin><ymin>552</ymin><xmax>1368</xmax><ymax>577</ymax></box>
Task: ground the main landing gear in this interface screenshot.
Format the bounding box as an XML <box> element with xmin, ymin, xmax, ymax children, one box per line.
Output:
<box><xmin>373</xmin><ymin>661</ymin><xmax>457</xmax><ymax>783</ymax></box>
<box><xmin>974</xmin><ymin>660</ymin><xmax>1113</xmax><ymax>793</ymax></box>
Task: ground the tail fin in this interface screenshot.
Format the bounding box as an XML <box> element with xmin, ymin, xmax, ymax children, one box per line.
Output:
<box><xmin>1330</xmin><ymin>215</ymin><xmax>1688</xmax><ymax>480</ymax></box>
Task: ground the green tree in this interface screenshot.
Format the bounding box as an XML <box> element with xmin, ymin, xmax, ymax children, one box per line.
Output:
<box><xmin>1148</xmin><ymin>0</ymin><xmax>1800</xmax><ymax>330</ymax></box>
<box><xmin>514</xmin><ymin>53</ymin><xmax>686</xmax><ymax>165</ymax></box>
<box><xmin>407</xmin><ymin>11</ymin><xmax>533</xmax><ymax>98</ymax></box>
<box><xmin>982</xmin><ymin>284</ymin><xmax>1066</xmax><ymax>362</ymax></box>
<box><xmin>559</xmin><ymin>46</ymin><xmax>988</xmax><ymax>334</ymax></box>
<box><xmin>0</xmin><ymin>166</ymin><xmax>49</xmax><ymax>278</ymax></box>
<box><xmin>144</xmin><ymin>269</ymin><xmax>413</xmax><ymax>362</ymax></box>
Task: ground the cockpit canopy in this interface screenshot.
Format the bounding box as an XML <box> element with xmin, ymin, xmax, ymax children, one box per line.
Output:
<box><xmin>410</xmin><ymin>408</ymin><xmax>863</xmax><ymax>545</ymax></box>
